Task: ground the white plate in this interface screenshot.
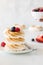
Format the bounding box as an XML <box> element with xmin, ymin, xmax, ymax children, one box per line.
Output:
<box><xmin>0</xmin><ymin>44</ymin><xmax>37</xmax><ymax>54</ymax></box>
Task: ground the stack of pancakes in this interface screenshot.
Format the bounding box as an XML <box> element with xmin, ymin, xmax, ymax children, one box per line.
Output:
<box><xmin>4</xmin><ymin>25</ymin><xmax>25</xmax><ymax>44</ymax></box>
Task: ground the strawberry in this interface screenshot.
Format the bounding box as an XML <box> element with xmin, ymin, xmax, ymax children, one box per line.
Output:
<box><xmin>1</xmin><ymin>42</ymin><xmax>6</xmax><ymax>47</ymax></box>
<box><xmin>15</xmin><ymin>27</ymin><xmax>20</xmax><ymax>32</ymax></box>
<box><xmin>36</xmin><ymin>37</ymin><xmax>43</xmax><ymax>43</ymax></box>
<box><xmin>41</xmin><ymin>35</ymin><xmax>43</xmax><ymax>38</ymax></box>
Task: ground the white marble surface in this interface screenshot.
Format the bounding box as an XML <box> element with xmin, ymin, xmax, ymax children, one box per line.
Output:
<box><xmin>0</xmin><ymin>0</ymin><xmax>43</xmax><ymax>65</ymax></box>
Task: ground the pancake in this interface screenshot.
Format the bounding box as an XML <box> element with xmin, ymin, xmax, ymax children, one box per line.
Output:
<box><xmin>5</xmin><ymin>29</ymin><xmax>24</xmax><ymax>37</ymax></box>
<box><xmin>6</xmin><ymin>37</ymin><xmax>25</xmax><ymax>42</ymax></box>
<box><xmin>5</xmin><ymin>43</ymin><xmax>27</xmax><ymax>51</ymax></box>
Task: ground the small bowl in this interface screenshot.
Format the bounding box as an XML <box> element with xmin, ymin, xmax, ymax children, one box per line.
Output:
<box><xmin>31</xmin><ymin>7</ymin><xmax>43</xmax><ymax>21</ymax></box>
<box><xmin>31</xmin><ymin>11</ymin><xmax>43</xmax><ymax>20</ymax></box>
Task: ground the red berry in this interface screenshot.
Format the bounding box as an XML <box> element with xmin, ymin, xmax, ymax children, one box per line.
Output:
<box><xmin>39</xmin><ymin>8</ymin><xmax>43</xmax><ymax>12</ymax></box>
<box><xmin>15</xmin><ymin>27</ymin><xmax>20</xmax><ymax>32</ymax></box>
<box><xmin>1</xmin><ymin>42</ymin><xmax>6</xmax><ymax>47</ymax></box>
<box><xmin>36</xmin><ymin>37</ymin><xmax>43</xmax><ymax>43</ymax></box>
<box><xmin>41</xmin><ymin>35</ymin><xmax>43</xmax><ymax>38</ymax></box>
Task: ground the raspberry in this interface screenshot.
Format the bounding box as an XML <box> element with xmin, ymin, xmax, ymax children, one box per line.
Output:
<box><xmin>15</xmin><ymin>27</ymin><xmax>20</xmax><ymax>32</ymax></box>
<box><xmin>1</xmin><ymin>42</ymin><xmax>6</xmax><ymax>47</ymax></box>
<box><xmin>39</xmin><ymin>8</ymin><xmax>43</xmax><ymax>12</ymax></box>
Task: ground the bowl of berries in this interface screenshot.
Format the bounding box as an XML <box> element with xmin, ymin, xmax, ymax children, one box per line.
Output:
<box><xmin>31</xmin><ymin>7</ymin><xmax>43</xmax><ymax>21</ymax></box>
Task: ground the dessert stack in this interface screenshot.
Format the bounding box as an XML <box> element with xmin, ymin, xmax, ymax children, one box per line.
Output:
<box><xmin>4</xmin><ymin>24</ymin><xmax>25</xmax><ymax>44</ymax></box>
<box><xmin>0</xmin><ymin>24</ymin><xmax>28</xmax><ymax>52</ymax></box>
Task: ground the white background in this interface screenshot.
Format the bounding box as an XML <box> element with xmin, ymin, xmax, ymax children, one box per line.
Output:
<box><xmin>0</xmin><ymin>0</ymin><xmax>43</xmax><ymax>65</ymax></box>
<box><xmin>0</xmin><ymin>0</ymin><xmax>43</xmax><ymax>41</ymax></box>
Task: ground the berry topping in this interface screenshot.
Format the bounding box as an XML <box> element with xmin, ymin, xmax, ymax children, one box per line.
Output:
<box><xmin>32</xmin><ymin>38</ymin><xmax>35</xmax><ymax>41</ymax></box>
<box><xmin>32</xmin><ymin>7</ymin><xmax>43</xmax><ymax>12</ymax></box>
<box><xmin>15</xmin><ymin>27</ymin><xmax>20</xmax><ymax>32</ymax></box>
<box><xmin>41</xmin><ymin>35</ymin><xmax>43</xmax><ymax>38</ymax></box>
<box><xmin>1</xmin><ymin>42</ymin><xmax>6</xmax><ymax>47</ymax></box>
<box><xmin>10</xmin><ymin>27</ymin><xmax>15</xmax><ymax>32</ymax></box>
<box><xmin>36</xmin><ymin>38</ymin><xmax>43</xmax><ymax>43</ymax></box>
<box><xmin>39</xmin><ymin>8</ymin><xmax>43</xmax><ymax>12</ymax></box>
<box><xmin>33</xmin><ymin>9</ymin><xmax>39</xmax><ymax>12</ymax></box>
<box><xmin>36</xmin><ymin>35</ymin><xmax>43</xmax><ymax>43</ymax></box>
